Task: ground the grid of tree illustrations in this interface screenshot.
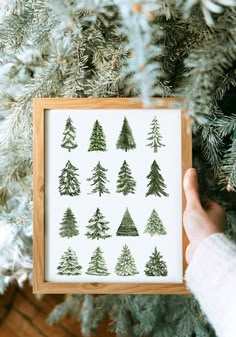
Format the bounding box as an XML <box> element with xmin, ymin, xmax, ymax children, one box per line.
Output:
<box><xmin>45</xmin><ymin>109</ymin><xmax>183</xmax><ymax>283</ymax></box>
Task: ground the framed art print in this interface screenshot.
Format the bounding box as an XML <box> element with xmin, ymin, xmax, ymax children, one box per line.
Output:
<box><xmin>33</xmin><ymin>98</ymin><xmax>192</xmax><ymax>294</ymax></box>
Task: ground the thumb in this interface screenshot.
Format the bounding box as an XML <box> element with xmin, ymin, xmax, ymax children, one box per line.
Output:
<box><xmin>183</xmin><ymin>168</ymin><xmax>202</xmax><ymax>211</ymax></box>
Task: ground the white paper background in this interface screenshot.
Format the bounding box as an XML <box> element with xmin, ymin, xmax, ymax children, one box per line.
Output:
<box><xmin>45</xmin><ymin>108</ymin><xmax>182</xmax><ymax>283</ymax></box>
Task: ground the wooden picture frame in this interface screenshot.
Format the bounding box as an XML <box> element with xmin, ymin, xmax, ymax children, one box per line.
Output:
<box><xmin>33</xmin><ymin>98</ymin><xmax>192</xmax><ymax>294</ymax></box>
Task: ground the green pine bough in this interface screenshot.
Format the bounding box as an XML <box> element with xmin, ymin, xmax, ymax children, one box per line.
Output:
<box><xmin>85</xmin><ymin>208</ymin><xmax>111</xmax><ymax>240</ymax></box>
<box><xmin>116</xmin><ymin>117</ymin><xmax>136</xmax><ymax>152</ymax></box>
<box><xmin>87</xmin><ymin>161</ymin><xmax>110</xmax><ymax>196</ymax></box>
<box><xmin>86</xmin><ymin>247</ymin><xmax>109</xmax><ymax>276</ymax></box>
<box><xmin>57</xmin><ymin>247</ymin><xmax>82</xmax><ymax>276</ymax></box>
<box><xmin>88</xmin><ymin>120</ymin><xmax>107</xmax><ymax>152</ymax></box>
<box><xmin>115</xmin><ymin>244</ymin><xmax>139</xmax><ymax>276</ymax></box>
<box><xmin>146</xmin><ymin>160</ymin><xmax>169</xmax><ymax>197</ymax></box>
<box><xmin>59</xmin><ymin>207</ymin><xmax>79</xmax><ymax>238</ymax></box>
<box><xmin>144</xmin><ymin>209</ymin><xmax>167</xmax><ymax>236</ymax></box>
<box><xmin>58</xmin><ymin>160</ymin><xmax>80</xmax><ymax>196</ymax></box>
<box><xmin>116</xmin><ymin>208</ymin><xmax>139</xmax><ymax>236</ymax></box>
<box><xmin>144</xmin><ymin>247</ymin><xmax>168</xmax><ymax>277</ymax></box>
<box><xmin>61</xmin><ymin>116</ymin><xmax>78</xmax><ymax>152</ymax></box>
<box><xmin>116</xmin><ymin>160</ymin><xmax>136</xmax><ymax>195</ymax></box>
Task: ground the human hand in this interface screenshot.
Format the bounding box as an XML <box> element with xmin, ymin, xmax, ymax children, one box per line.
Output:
<box><xmin>183</xmin><ymin>168</ymin><xmax>225</xmax><ymax>264</ymax></box>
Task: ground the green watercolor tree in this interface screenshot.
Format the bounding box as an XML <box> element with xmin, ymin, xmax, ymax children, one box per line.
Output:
<box><xmin>116</xmin><ymin>117</ymin><xmax>136</xmax><ymax>152</ymax></box>
<box><xmin>116</xmin><ymin>160</ymin><xmax>136</xmax><ymax>195</ymax></box>
<box><xmin>87</xmin><ymin>161</ymin><xmax>110</xmax><ymax>196</ymax></box>
<box><xmin>86</xmin><ymin>208</ymin><xmax>111</xmax><ymax>240</ymax></box>
<box><xmin>146</xmin><ymin>160</ymin><xmax>169</xmax><ymax>197</ymax></box>
<box><xmin>88</xmin><ymin>120</ymin><xmax>107</xmax><ymax>152</ymax></box>
<box><xmin>57</xmin><ymin>247</ymin><xmax>82</xmax><ymax>276</ymax></box>
<box><xmin>61</xmin><ymin>116</ymin><xmax>78</xmax><ymax>152</ymax></box>
<box><xmin>58</xmin><ymin>160</ymin><xmax>80</xmax><ymax>196</ymax></box>
<box><xmin>147</xmin><ymin>116</ymin><xmax>164</xmax><ymax>153</ymax></box>
<box><xmin>144</xmin><ymin>209</ymin><xmax>167</xmax><ymax>236</ymax></box>
<box><xmin>59</xmin><ymin>207</ymin><xmax>79</xmax><ymax>238</ymax></box>
<box><xmin>86</xmin><ymin>247</ymin><xmax>109</xmax><ymax>276</ymax></box>
<box><xmin>144</xmin><ymin>247</ymin><xmax>168</xmax><ymax>277</ymax></box>
<box><xmin>115</xmin><ymin>244</ymin><xmax>139</xmax><ymax>276</ymax></box>
<box><xmin>116</xmin><ymin>208</ymin><xmax>139</xmax><ymax>236</ymax></box>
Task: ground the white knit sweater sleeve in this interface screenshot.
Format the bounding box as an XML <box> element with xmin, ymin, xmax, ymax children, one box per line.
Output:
<box><xmin>185</xmin><ymin>233</ymin><xmax>236</xmax><ymax>337</ymax></box>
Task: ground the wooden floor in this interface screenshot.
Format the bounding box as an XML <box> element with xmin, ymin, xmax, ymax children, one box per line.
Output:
<box><xmin>0</xmin><ymin>282</ymin><xmax>114</xmax><ymax>337</ymax></box>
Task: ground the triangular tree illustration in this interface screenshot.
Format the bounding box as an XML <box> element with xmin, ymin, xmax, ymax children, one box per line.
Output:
<box><xmin>86</xmin><ymin>247</ymin><xmax>109</xmax><ymax>276</ymax></box>
<box><xmin>85</xmin><ymin>208</ymin><xmax>111</xmax><ymax>240</ymax></box>
<box><xmin>116</xmin><ymin>160</ymin><xmax>136</xmax><ymax>195</ymax></box>
<box><xmin>61</xmin><ymin>116</ymin><xmax>78</xmax><ymax>152</ymax></box>
<box><xmin>146</xmin><ymin>160</ymin><xmax>169</xmax><ymax>197</ymax></box>
<box><xmin>116</xmin><ymin>117</ymin><xmax>136</xmax><ymax>152</ymax></box>
<box><xmin>59</xmin><ymin>207</ymin><xmax>79</xmax><ymax>238</ymax></box>
<box><xmin>88</xmin><ymin>120</ymin><xmax>107</xmax><ymax>152</ymax></box>
<box><xmin>115</xmin><ymin>244</ymin><xmax>139</xmax><ymax>276</ymax></box>
<box><xmin>144</xmin><ymin>247</ymin><xmax>168</xmax><ymax>276</ymax></box>
<box><xmin>144</xmin><ymin>209</ymin><xmax>167</xmax><ymax>236</ymax></box>
<box><xmin>57</xmin><ymin>247</ymin><xmax>82</xmax><ymax>276</ymax></box>
<box><xmin>87</xmin><ymin>161</ymin><xmax>110</xmax><ymax>196</ymax></box>
<box><xmin>116</xmin><ymin>208</ymin><xmax>139</xmax><ymax>236</ymax></box>
<box><xmin>58</xmin><ymin>160</ymin><xmax>80</xmax><ymax>196</ymax></box>
<box><xmin>147</xmin><ymin>116</ymin><xmax>164</xmax><ymax>153</ymax></box>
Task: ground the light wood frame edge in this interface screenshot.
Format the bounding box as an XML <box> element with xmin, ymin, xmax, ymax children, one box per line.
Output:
<box><xmin>33</xmin><ymin>98</ymin><xmax>192</xmax><ymax>294</ymax></box>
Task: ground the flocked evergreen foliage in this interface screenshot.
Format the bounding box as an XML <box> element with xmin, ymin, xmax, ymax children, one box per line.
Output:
<box><xmin>146</xmin><ymin>160</ymin><xmax>169</xmax><ymax>197</ymax></box>
<box><xmin>59</xmin><ymin>207</ymin><xmax>79</xmax><ymax>239</ymax></box>
<box><xmin>85</xmin><ymin>208</ymin><xmax>111</xmax><ymax>240</ymax></box>
<box><xmin>116</xmin><ymin>160</ymin><xmax>136</xmax><ymax>195</ymax></box>
<box><xmin>0</xmin><ymin>1</ymin><xmax>236</xmax><ymax>336</ymax></box>
<box><xmin>88</xmin><ymin>120</ymin><xmax>107</xmax><ymax>152</ymax></box>
<box><xmin>144</xmin><ymin>247</ymin><xmax>168</xmax><ymax>277</ymax></box>
<box><xmin>87</xmin><ymin>161</ymin><xmax>110</xmax><ymax>196</ymax></box>
<box><xmin>86</xmin><ymin>247</ymin><xmax>109</xmax><ymax>276</ymax></box>
<box><xmin>147</xmin><ymin>116</ymin><xmax>164</xmax><ymax>153</ymax></box>
<box><xmin>116</xmin><ymin>117</ymin><xmax>136</xmax><ymax>152</ymax></box>
<box><xmin>115</xmin><ymin>244</ymin><xmax>139</xmax><ymax>276</ymax></box>
<box><xmin>58</xmin><ymin>160</ymin><xmax>80</xmax><ymax>196</ymax></box>
<box><xmin>116</xmin><ymin>208</ymin><xmax>139</xmax><ymax>236</ymax></box>
<box><xmin>57</xmin><ymin>247</ymin><xmax>82</xmax><ymax>276</ymax></box>
<box><xmin>144</xmin><ymin>209</ymin><xmax>167</xmax><ymax>236</ymax></box>
<box><xmin>61</xmin><ymin>116</ymin><xmax>78</xmax><ymax>152</ymax></box>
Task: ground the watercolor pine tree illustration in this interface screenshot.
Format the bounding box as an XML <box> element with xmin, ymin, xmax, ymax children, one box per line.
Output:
<box><xmin>87</xmin><ymin>161</ymin><xmax>110</xmax><ymax>196</ymax></box>
<box><xmin>57</xmin><ymin>247</ymin><xmax>82</xmax><ymax>276</ymax></box>
<box><xmin>144</xmin><ymin>247</ymin><xmax>168</xmax><ymax>276</ymax></box>
<box><xmin>115</xmin><ymin>244</ymin><xmax>139</xmax><ymax>276</ymax></box>
<box><xmin>59</xmin><ymin>207</ymin><xmax>79</xmax><ymax>239</ymax></box>
<box><xmin>85</xmin><ymin>208</ymin><xmax>111</xmax><ymax>240</ymax></box>
<box><xmin>116</xmin><ymin>117</ymin><xmax>136</xmax><ymax>152</ymax></box>
<box><xmin>147</xmin><ymin>116</ymin><xmax>164</xmax><ymax>153</ymax></box>
<box><xmin>144</xmin><ymin>209</ymin><xmax>167</xmax><ymax>236</ymax></box>
<box><xmin>58</xmin><ymin>160</ymin><xmax>80</xmax><ymax>196</ymax></box>
<box><xmin>116</xmin><ymin>160</ymin><xmax>136</xmax><ymax>195</ymax></box>
<box><xmin>146</xmin><ymin>160</ymin><xmax>169</xmax><ymax>197</ymax></box>
<box><xmin>61</xmin><ymin>116</ymin><xmax>78</xmax><ymax>152</ymax></box>
<box><xmin>86</xmin><ymin>247</ymin><xmax>109</xmax><ymax>276</ymax></box>
<box><xmin>88</xmin><ymin>120</ymin><xmax>107</xmax><ymax>152</ymax></box>
<box><xmin>116</xmin><ymin>208</ymin><xmax>139</xmax><ymax>236</ymax></box>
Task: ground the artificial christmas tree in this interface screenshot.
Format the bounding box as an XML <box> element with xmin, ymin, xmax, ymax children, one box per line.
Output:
<box><xmin>147</xmin><ymin>116</ymin><xmax>164</xmax><ymax>153</ymax></box>
<box><xmin>61</xmin><ymin>116</ymin><xmax>78</xmax><ymax>152</ymax></box>
<box><xmin>58</xmin><ymin>160</ymin><xmax>80</xmax><ymax>196</ymax></box>
<box><xmin>116</xmin><ymin>208</ymin><xmax>139</xmax><ymax>236</ymax></box>
<box><xmin>146</xmin><ymin>160</ymin><xmax>169</xmax><ymax>197</ymax></box>
<box><xmin>144</xmin><ymin>209</ymin><xmax>167</xmax><ymax>236</ymax></box>
<box><xmin>87</xmin><ymin>161</ymin><xmax>110</xmax><ymax>196</ymax></box>
<box><xmin>85</xmin><ymin>208</ymin><xmax>111</xmax><ymax>240</ymax></box>
<box><xmin>57</xmin><ymin>247</ymin><xmax>82</xmax><ymax>276</ymax></box>
<box><xmin>88</xmin><ymin>120</ymin><xmax>107</xmax><ymax>152</ymax></box>
<box><xmin>144</xmin><ymin>247</ymin><xmax>168</xmax><ymax>276</ymax></box>
<box><xmin>116</xmin><ymin>117</ymin><xmax>136</xmax><ymax>152</ymax></box>
<box><xmin>86</xmin><ymin>247</ymin><xmax>109</xmax><ymax>276</ymax></box>
<box><xmin>116</xmin><ymin>160</ymin><xmax>136</xmax><ymax>195</ymax></box>
<box><xmin>59</xmin><ymin>207</ymin><xmax>79</xmax><ymax>238</ymax></box>
<box><xmin>115</xmin><ymin>244</ymin><xmax>139</xmax><ymax>276</ymax></box>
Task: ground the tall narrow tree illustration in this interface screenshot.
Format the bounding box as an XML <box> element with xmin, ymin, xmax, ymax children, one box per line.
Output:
<box><xmin>116</xmin><ymin>208</ymin><xmax>139</xmax><ymax>236</ymax></box>
<box><xmin>85</xmin><ymin>208</ymin><xmax>111</xmax><ymax>240</ymax></box>
<box><xmin>116</xmin><ymin>160</ymin><xmax>136</xmax><ymax>195</ymax></box>
<box><xmin>115</xmin><ymin>244</ymin><xmax>139</xmax><ymax>276</ymax></box>
<box><xmin>87</xmin><ymin>161</ymin><xmax>110</xmax><ymax>196</ymax></box>
<box><xmin>144</xmin><ymin>247</ymin><xmax>168</xmax><ymax>276</ymax></box>
<box><xmin>86</xmin><ymin>247</ymin><xmax>109</xmax><ymax>276</ymax></box>
<box><xmin>88</xmin><ymin>120</ymin><xmax>107</xmax><ymax>152</ymax></box>
<box><xmin>146</xmin><ymin>160</ymin><xmax>169</xmax><ymax>197</ymax></box>
<box><xmin>58</xmin><ymin>160</ymin><xmax>80</xmax><ymax>196</ymax></box>
<box><xmin>116</xmin><ymin>117</ymin><xmax>136</xmax><ymax>152</ymax></box>
<box><xmin>144</xmin><ymin>209</ymin><xmax>167</xmax><ymax>236</ymax></box>
<box><xmin>57</xmin><ymin>247</ymin><xmax>82</xmax><ymax>276</ymax></box>
<box><xmin>61</xmin><ymin>116</ymin><xmax>78</xmax><ymax>152</ymax></box>
<box><xmin>147</xmin><ymin>116</ymin><xmax>164</xmax><ymax>153</ymax></box>
<box><xmin>59</xmin><ymin>207</ymin><xmax>79</xmax><ymax>238</ymax></box>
